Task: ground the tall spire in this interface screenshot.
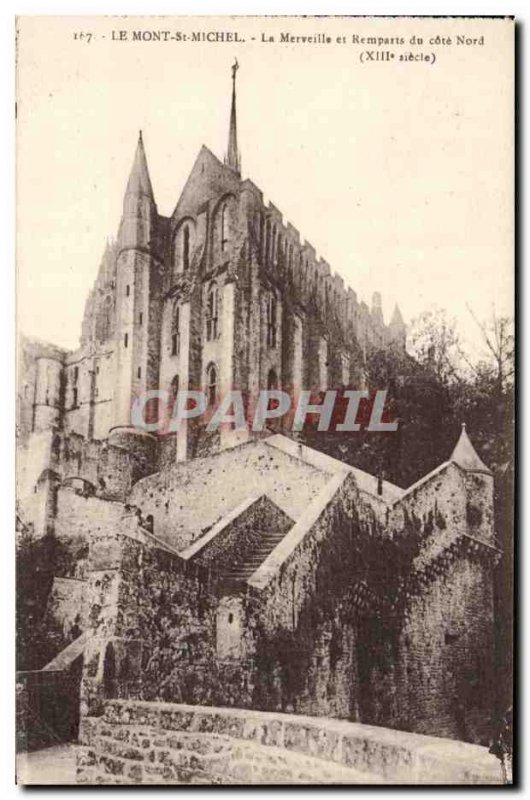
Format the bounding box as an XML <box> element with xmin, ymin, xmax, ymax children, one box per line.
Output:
<box><xmin>125</xmin><ymin>130</ymin><xmax>155</xmax><ymax>201</ymax></box>
<box><xmin>225</xmin><ymin>59</ymin><xmax>241</xmax><ymax>175</ymax></box>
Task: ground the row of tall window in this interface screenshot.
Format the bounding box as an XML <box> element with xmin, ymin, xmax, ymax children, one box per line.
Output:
<box><xmin>173</xmin><ymin>198</ymin><xmax>232</xmax><ymax>276</ymax></box>
<box><xmin>169</xmin><ymin>286</ymin><xmax>278</xmax><ymax>356</ymax></box>
<box><xmin>169</xmin><ymin>365</ymin><xmax>278</xmax><ymax>411</ymax></box>
<box><xmin>169</xmin><ymin>364</ymin><xmax>217</xmax><ymax>410</ymax></box>
<box><xmin>170</xmin><ymin>281</ymin><xmax>221</xmax><ymax>355</ymax></box>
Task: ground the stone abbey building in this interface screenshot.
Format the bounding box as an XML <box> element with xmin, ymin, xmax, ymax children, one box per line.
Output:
<box><xmin>16</xmin><ymin>67</ymin><xmax>500</xmax><ymax>770</ymax></box>
<box><xmin>17</xmin><ymin>63</ymin><xmax>406</xmax><ymax>468</ymax></box>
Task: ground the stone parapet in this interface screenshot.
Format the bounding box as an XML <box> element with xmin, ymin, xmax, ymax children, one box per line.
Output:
<box><xmin>77</xmin><ymin>700</ymin><xmax>502</xmax><ymax>785</ymax></box>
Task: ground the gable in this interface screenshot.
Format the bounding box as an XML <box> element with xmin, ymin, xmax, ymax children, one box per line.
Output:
<box><xmin>171</xmin><ymin>146</ymin><xmax>241</xmax><ymax>222</ymax></box>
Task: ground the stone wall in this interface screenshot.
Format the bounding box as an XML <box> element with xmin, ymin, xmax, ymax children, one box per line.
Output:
<box><xmin>77</xmin><ymin>700</ymin><xmax>502</xmax><ymax>785</ymax></box>
<box><xmin>54</xmin><ymin>488</ymin><xmax>124</xmax><ymax>543</ymax></box>
<box><xmin>78</xmin><ymin>531</ymin><xmax>221</xmax><ymax>715</ymax></box>
<box><xmin>45</xmin><ymin>577</ymin><xmax>89</xmax><ymax>640</ymax></box>
<box><xmin>355</xmin><ymin>551</ymin><xmax>496</xmax><ymax>745</ymax></box>
<box><xmin>245</xmin><ymin>472</ymin><xmax>371</xmax><ymax>720</ymax></box>
<box><xmin>75</xmin><ymin>452</ymin><xmax>498</xmax><ymax>744</ymax></box>
<box><xmin>128</xmin><ymin>439</ymin><xmax>329</xmax><ymax>552</ymax></box>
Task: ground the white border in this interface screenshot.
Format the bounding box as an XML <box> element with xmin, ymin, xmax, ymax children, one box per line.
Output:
<box><xmin>2</xmin><ymin>1</ymin><xmax>523</xmax><ymax>797</ymax></box>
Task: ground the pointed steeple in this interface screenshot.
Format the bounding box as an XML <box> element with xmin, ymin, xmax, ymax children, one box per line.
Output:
<box><xmin>225</xmin><ymin>59</ymin><xmax>241</xmax><ymax>175</ymax></box>
<box><xmin>125</xmin><ymin>130</ymin><xmax>155</xmax><ymax>201</ymax></box>
<box><xmin>119</xmin><ymin>132</ymin><xmax>156</xmax><ymax>250</ymax></box>
<box><xmin>388</xmin><ymin>303</ymin><xmax>406</xmax><ymax>349</ymax></box>
<box><xmin>450</xmin><ymin>423</ymin><xmax>492</xmax><ymax>474</ymax></box>
<box><xmin>390</xmin><ymin>304</ymin><xmax>404</xmax><ymax>326</ymax></box>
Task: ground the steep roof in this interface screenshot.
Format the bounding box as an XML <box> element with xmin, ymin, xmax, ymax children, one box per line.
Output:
<box><xmin>450</xmin><ymin>424</ymin><xmax>492</xmax><ymax>474</ymax></box>
<box><xmin>125</xmin><ymin>131</ymin><xmax>155</xmax><ymax>201</ymax></box>
<box><xmin>390</xmin><ymin>304</ymin><xmax>405</xmax><ymax>327</ymax></box>
<box><xmin>171</xmin><ymin>145</ymin><xmax>241</xmax><ymax>220</ymax></box>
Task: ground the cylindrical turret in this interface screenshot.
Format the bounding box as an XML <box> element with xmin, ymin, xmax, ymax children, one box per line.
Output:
<box><xmin>112</xmin><ymin>133</ymin><xmax>157</xmax><ymax>432</ymax></box>
<box><xmin>33</xmin><ymin>356</ymin><xmax>64</xmax><ymax>432</ymax></box>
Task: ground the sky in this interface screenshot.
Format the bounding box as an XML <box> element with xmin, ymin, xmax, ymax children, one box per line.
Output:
<box><xmin>16</xmin><ymin>16</ymin><xmax>514</xmax><ymax>358</ymax></box>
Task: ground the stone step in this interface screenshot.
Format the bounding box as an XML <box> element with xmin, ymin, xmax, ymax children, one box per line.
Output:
<box><xmin>228</xmin><ymin>569</ymin><xmax>260</xmax><ymax>576</ymax></box>
<box><xmin>219</xmin><ymin>530</ymin><xmax>287</xmax><ymax>589</ymax></box>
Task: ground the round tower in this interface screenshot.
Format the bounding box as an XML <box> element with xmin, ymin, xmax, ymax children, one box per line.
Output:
<box><xmin>112</xmin><ymin>133</ymin><xmax>157</xmax><ymax>433</ymax></box>
<box><xmin>109</xmin><ymin>132</ymin><xmax>160</xmax><ymax>474</ymax></box>
<box><xmin>33</xmin><ymin>356</ymin><xmax>63</xmax><ymax>432</ymax></box>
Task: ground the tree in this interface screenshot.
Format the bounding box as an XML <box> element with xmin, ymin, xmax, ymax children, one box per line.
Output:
<box><xmin>459</xmin><ymin>307</ymin><xmax>514</xmax><ymax>393</ymax></box>
<box><xmin>409</xmin><ymin>307</ymin><xmax>465</xmax><ymax>386</ymax></box>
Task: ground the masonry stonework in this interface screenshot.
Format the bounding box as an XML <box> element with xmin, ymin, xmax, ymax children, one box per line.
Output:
<box><xmin>16</xmin><ymin>68</ymin><xmax>500</xmax><ymax>779</ymax></box>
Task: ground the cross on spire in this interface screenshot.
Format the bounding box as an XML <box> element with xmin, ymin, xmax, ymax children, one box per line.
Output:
<box><xmin>225</xmin><ymin>59</ymin><xmax>241</xmax><ymax>175</ymax></box>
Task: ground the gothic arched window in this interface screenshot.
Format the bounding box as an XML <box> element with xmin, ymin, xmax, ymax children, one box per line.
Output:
<box><xmin>171</xmin><ymin>303</ymin><xmax>180</xmax><ymax>356</ymax></box>
<box><xmin>174</xmin><ymin>219</ymin><xmax>195</xmax><ymax>276</ymax></box>
<box><xmin>183</xmin><ymin>225</ymin><xmax>190</xmax><ymax>271</ymax></box>
<box><xmin>266</xmin><ymin>294</ymin><xmax>277</xmax><ymax>348</ymax></box>
<box><xmin>221</xmin><ymin>202</ymin><xmax>229</xmax><ymax>252</ymax></box>
<box><xmin>206</xmin><ymin>282</ymin><xmax>219</xmax><ymax>341</ymax></box>
<box><xmin>206</xmin><ymin>362</ymin><xmax>218</xmax><ymax>406</ymax></box>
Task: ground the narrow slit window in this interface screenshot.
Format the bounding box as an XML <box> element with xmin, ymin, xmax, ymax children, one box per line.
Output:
<box><xmin>207</xmin><ymin>363</ymin><xmax>218</xmax><ymax>406</ymax></box>
<box><xmin>183</xmin><ymin>225</ymin><xmax>190</xmax><ymax>270</ymax></box>
<box><xmin>266</xmin><ymin>295</ymin><xmax>277</xmax><ymax>348</ymax></box>
<box><xmin>221</xmin><ymin>202</ymin><xmax>228</xmax><ymax>252</ymax></box>
<box><xmin>171</xmin><ymin>303</ymin><xmax>180</xmax><ymax>355</ymax></box>
<box><xmin>206</xmin><ymin>283</ymin><xmax>219</xmax><ymax>341</ymax></box>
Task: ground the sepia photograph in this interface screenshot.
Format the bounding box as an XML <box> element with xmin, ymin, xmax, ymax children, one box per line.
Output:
<box><xmin>14</xmin><ymin>14</ymin><xmax>514</xmax><ymax>785</ymax></box>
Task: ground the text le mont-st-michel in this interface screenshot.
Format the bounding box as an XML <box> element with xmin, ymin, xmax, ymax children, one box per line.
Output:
<box><xmin>103</xmin><ymin>29</ymin><xmax>485</xmax><ymax>48</ymax></box>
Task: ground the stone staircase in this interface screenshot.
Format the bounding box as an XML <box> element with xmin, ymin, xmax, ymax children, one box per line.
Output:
<box><xmin>219</xmin><ymin>529</ymin><xmax>286</xmax><ymax>592</ymax></box>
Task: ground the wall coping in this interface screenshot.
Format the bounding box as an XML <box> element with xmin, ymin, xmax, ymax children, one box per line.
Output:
<box><xmin>263</xmin><ymin>434</ymin><xmax>403</xmax><ymax>502</ymax></box>
<box><xmin>82</xmin><ymin>700</ymin><xmax>502</xmax><ymax>785</ymax></box>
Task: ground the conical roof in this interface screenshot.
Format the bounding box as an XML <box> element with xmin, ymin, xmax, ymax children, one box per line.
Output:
<box><xmin>450</xmin><ymin>424</ymin><xmax>492</xmax><ymax>474</ymax></box>
<box><xmin>390</xmin><ymin>304</ymin><xmax>405</xmax><ymax>326</ymax></box>
<box><xmin>125</xmin><ymin>131</ymin><xmax>155</xmax><ymax>200</ymax></box>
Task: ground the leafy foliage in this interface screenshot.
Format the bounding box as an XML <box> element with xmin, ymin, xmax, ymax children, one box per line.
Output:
<box><xmin>16</xmin><ymin>532</ymin><xmax>74</xmax><ymax>671</ymax></box>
